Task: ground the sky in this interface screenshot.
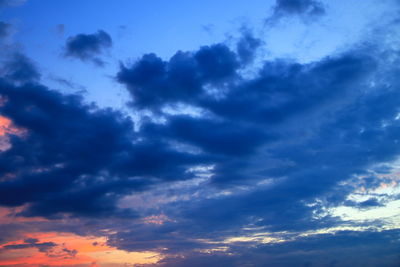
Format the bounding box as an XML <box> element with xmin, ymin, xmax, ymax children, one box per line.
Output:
<box><xmin>0</xmin><ymin>0</ymin><xmax>400</xmax><ymax>266</ymax></box>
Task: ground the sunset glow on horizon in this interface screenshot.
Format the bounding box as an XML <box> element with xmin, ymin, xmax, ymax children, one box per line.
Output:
<box><xmin>0</xmin><ymin>229</ymin><xmax>161</xmax><ymax>266</ymax></box>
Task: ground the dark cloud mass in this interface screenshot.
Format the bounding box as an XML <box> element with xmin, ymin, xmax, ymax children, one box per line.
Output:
<box><xmin>236</xmin><ymin>31</ymin><xmax>262</xmax><ymax>64</ymax></box>
<box><xmin>117</xmin><ymin>43</ymin><xmax>240</xmax><ymax>111</ymax></box>
<box><xmin>111</xmin><ymin>27</ymin><xmax>400</xmax><ymax>264</ymax></box>
<box><xmin>1</xmin><ymin>34</ymin><xmax>400</xmax><ymax>264</ymax></box>
<box><xmin>274</xmin><ymin>0</ymin><xmax>325</xmax><ymax>15</ymax></box>
<box><xmin>64</xmin><ymin>30</ymin><xmax>112</xmax><ymax>66</ymax></box>
<box><xmin>268</xmin><ymin>0</ymin><xmax>325</xmax><ymax>22</ymax></box>
<box><xmin>1</xmin><ymin>53</ymin><xmax>41</xmax><ymax>83</ymax></box>
<box><xmin>0</xmin><ymin>60</ymin><xmax>206</xmax><ymax>217</ymax></box>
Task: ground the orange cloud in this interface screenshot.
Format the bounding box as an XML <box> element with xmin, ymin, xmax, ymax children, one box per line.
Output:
<box><xmin>0</xmin><ymin>116</ymin><xmax>12</xmax><ymax>137</ymax></box>
<box><xmin>0</xmin><ymin>231</ymin><xmax>161</xmax><ymax>266</ymax></box>
<box><xmin>0</xmin><ymin>115</ymin><xmax>25</xmax><ymax>152</ymax></box>
<box><xmin>0</xmin><ymin>116</ymin><xmax>21</xmax><ymax>136</ymax></box>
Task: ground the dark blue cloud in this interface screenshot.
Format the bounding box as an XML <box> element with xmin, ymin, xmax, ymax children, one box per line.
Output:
<box><xmin>118</xmin><ymin>52</ymin><xmax>201</xmax><ymax>110</ymax></box>
<box><xmin>142</xmin><ymin>115</ymin><xmax>269</xmax><ymax>156</ymax></box>
<box><xmin>201</xmin><ymin>54</ymin><xmax>375</xmax><ymax>125</ymax></box>
<box><xmin>345</xmin><ymin>197</ymin><xmax>384</xmax><ymax>209</ymax></box>
<box><xmin>1</xmin><ymin>53</ymin><xmax>41</xmax><ymax>83</ymax></box>
<box><xmin>274</xmin><ymin>0</ymin><xmax>325</xmax><ymax>15</ymax></box>
<box><xmin>0</xmin><ymin>75</ymin><xmax>207</xmax><ymax>217</ymax></box>
<box><xmin>64</xmin><ymin>30</ymin><xmax>112</xmax><ymax>66</ymax></box>
<box><xmin>117</xmin><ymin>43</ymin><xmax>240</xmax><ymax>111</ymax></box>
<box><xmin>236</xmin><ymin>30</ymin><xmax>262</xmax><ymax>65</ymax></box>
<box><xmin>0</xmin><ymin>79</ymin><xmax>134</xmax><ymax>216</ymax></box>
<box><xmin>194</xmin><ymin>44</ymin><xmax>239</xmax><ymax>82</ymax></box>
<box><xmin>1</xmin><ymin>237</ymin><xmax>79</xmax><ymax>259</ymax></box>
<box><xmin>266</xmin><ymin>0</ymin><xmax>326</xmax><ymax>24</ymax></box>
<box><xmin>3</xmin><ymin>238</ymin><xmax>56</xmax><ymax>253</ymax></box>
<box><xmin>274</xmin><ymin>0</ymin><xmax>325</xmax><ymax>16</ymax></box>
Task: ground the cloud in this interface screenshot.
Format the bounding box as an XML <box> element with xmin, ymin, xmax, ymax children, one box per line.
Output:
<box><xmin>117</xmin><ymin>43</ymin><xmax>240</xmax><ymax>111</ymax></box>
<box><xmin>236</xmin><ymin>30</ymin><xmax>262</xmax><ymax>65</ymax></box>
<box><xmin>3</xmin><ymin>238</ymin><xmax>57</xmax><ymax>253</ymax></box>
<box><xmin>141</xmin><ymin>229</ymin><xmax>400</xmax><ymax>267</ymax></box>
<box><xmin>1</xmin><ymin>53</ymin><xmax>41</xmax><ymax>83</ymax></box>
<box><xmin>2</xmin><ymin>30</ymin><xmax>399</xmax><ymax>263</ymax></box>
<box><xmin>64</xmin><ymin>30</ymin><xmax>112</xmax><ymax>66</ymax></box>
<box><xmin>274</xmin><ymin>0</ymin><xmax>325</xmax><ymax>15</ymax></box>
<box><xmin>200</xmin><ymin>54</ymin><xmax>375</xmax><ymax>125</ymax></box>
<box><xmin>1</xmin><ymin>3</ymin><xmax>400</xmax><ymax>266</ymax></box>
<box><xmin>0</xmin><ymin>69</ymin><xmax>207</xmax><ymax>217</ymax></box>
<box><xmin>142</xmin><ymin>115</ymin><xmax>270</xmax><ymax>156</ymax></box>
<box><xmin>344</xmin><ymin>197</ymin><xmax>385</xmax><ymax>209</ymax></box>
<box><xmin>110</xmin><ymin>19</ymin><xmax>400</xmax><ymax>260</ymax></box>
<box><xmin>267</xmin><ymin>0</ymin><xmax>325</xmax><ymax>23</ymax></box>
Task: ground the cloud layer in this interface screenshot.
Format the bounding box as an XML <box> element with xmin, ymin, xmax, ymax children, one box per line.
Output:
<box><xmin>0</xmin><ymin>1</ymin><xmax>400</xmax><ymax>266</ymax></box>
<box><xmin>64</xmin><ymin>30</ymin><xmax>112</xmax><ymax>66</ymax></box>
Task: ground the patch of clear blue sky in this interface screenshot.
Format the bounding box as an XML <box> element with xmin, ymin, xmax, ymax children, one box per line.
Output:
<box><xmin>0</xmin><ymin>0</ymin><xmax>395</xmax><ymax>110</ymax></box>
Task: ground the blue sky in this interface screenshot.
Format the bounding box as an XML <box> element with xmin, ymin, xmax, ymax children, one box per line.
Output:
<box><xmin>0</xmin><ymin>0</ymin><xmax>400</xmax><ymax>266</ymax></box>
<box><xmin>2</xmin><ymin>0</ymin><xmax>391</xmax><ymax>108</ymax></box>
